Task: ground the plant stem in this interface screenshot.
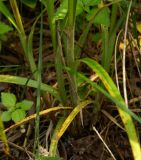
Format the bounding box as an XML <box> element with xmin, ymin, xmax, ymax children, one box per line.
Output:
<box><xmin>0</xmin><ymin>116</ymin><xmax>9</xmax><ymax>155</ymax></box>
<box><xmin>42</xmin><ymin>0</ymin><xmax>67</xmax><ymax>105</ymax></box>
<box><xmin>109</xmin><ymin>4</ymin><xmax>118</xmax><ymax>35</ymax></box>
<box><xmin>101</xmin><ymin>26</ymin><xmax>109</xmax><ymax>70</ymax></box>
<box><xmin>49</xmin><ymin>117</ymin><xmax>65</xmax><ymax>156</ymax></box>
<box><xmin>56</xmin><ymin>28</ymin><xmax>67</xmax><ymax>104</ymax></box>
<box><xmin>9</xmin><ymin>0</ymin><xmax>37</xmax><ymax>79</ymax></box>
<box><xmin>65</xmin><ymin>0</ymin><xmax>78</xmax><ymax>106</ymax></box>
<box><xmin>34</xmin><ymin>4</ymin><xmax>43</xmax><ymax>156</ymax></box>
<box><xmin>9</xmin><ymin>0</ymin><xmax>27</xmax><ymax>53</ymax></box>
<box><xmin>75</xmin><ymin>23</ymin><xmax>91</xmax><ymax>59</ymax></box>
<box><xmin>9</xmin><ymin>0</ymin><xmax>25</xmax><ymax>34</ymax></box>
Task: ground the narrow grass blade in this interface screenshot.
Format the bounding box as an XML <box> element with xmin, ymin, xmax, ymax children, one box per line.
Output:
<box><xmin>81</xmin><ymin>58</ymin><xmax>122</xmax><ymax>101</ymax></box>
<box><xmin>55</xmin><ymin>31</ymin><xmax>67</xmax><ymax>104</ymax></box>
<box><xmin>0</xmin><ymin>116</ymin><xmax>9</xmax><ymax>155</ymax></box>
<box><xmin>75</xmin><ymin>23</ymin><xmax>91</xmax><ymax>59</ymax></box>
<box><xmin>78</xmin><ymin>72</ymin><xmax>141</xmax><ymax>123</ymax></box>
<box><xmin>27</xmin><ymin>9</ymin><xmax>46</xmax><ymax>79</ymax></box>
<box><xmin>65</xmin><ymin>0</ymin><xmax>78</xmax><ymax>106</ymax></box>
<box><xmin>4</xmin><ymin>107</ymin><xmax>71</xmax><ymax>133</ymax></box>
<box><xmin>66</xmin><ymin>67</ymin><xmax>141</xmax><ymax>123</ymax></box>
<box><xmin>41</xmin><ymin>0</ymin><xmax>67</xmax><ymax>105</ymax></box>
<box><xmin>34</xmin><ymin>4</ymin><xmax>43</xmax><ymax>156</ymax></box>
<box><xmin>56</xmin><ymin>100</ymin><xmax>92</xmax><ymax>140</ymax></box>
<box><xmin>101</xmin><ymin>26</ymin><xmax>109</xmax><ymax>70</ymax></box>
<box><xmin>47</xmin><ymin>100</ymin><xmax>92</xmax><ymax>156</ymax></box>
<box><xmin>41</xmin><ymin>0</ymin><xmax>56</xmax><ymax>49</ymax></box>
<box><xmin>9</xmin><ymin>0</ymin><xmax>25</xmax><ymax>35</ymax></box>
<box><xmin>0</xmin><ymin>75</ymin><xmax>59</xmax><ymax>99</ymax></box>
<box><xmin>81</xmin><ymin>58</ymin><xmax>141</xmax><ymax>160</ymax></box>
<box><xmin>49</xmin><ymin>117</ymin><xmax>66</xmax><ymax>156</ymax></box>
<box><xmin>0</xmin><ymin>1</ymin><xmax>18</xmax><ymax>31</ymax></box>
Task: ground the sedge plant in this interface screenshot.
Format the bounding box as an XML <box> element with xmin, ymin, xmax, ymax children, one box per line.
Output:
<box><xmin>0</xmin><ymin>1</ymin><xmax>141</xmax><ymax>160</ymax></box>
<box><xmin>42</xmin><ymin>1</ymin><xmax>141</xmax><ymax>159</ymax></box>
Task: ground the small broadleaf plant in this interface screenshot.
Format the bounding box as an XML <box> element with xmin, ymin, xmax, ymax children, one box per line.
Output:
<box><xmin>1</xmin><ymin>92</ymin><xmax>33</xmax><ymax>123</ymax></box>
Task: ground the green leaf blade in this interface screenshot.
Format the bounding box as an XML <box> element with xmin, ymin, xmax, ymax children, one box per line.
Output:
<box><xmin>11</xmin><ymin>109</ymin><xmax>26</xmax><ymax>123</ymax></box>
<box><xmin>81</xmin><ymin>58</ymin><xmax>121</xmax><ymax>98</ymax></box>
<box><xmin>1</xmin><ymin>92</ymin><xmax>17</xmax><ymax>109</ymax></box>
<box><xmin>0</xmin><ymin>75</ymin><xmax>59</xmax><ymax>100</ymax></box>
<box><xmin>20</xmin><ymin>100</ymin><xmax>33</xmax><ymax>111</ymax></box>
<box><xmin>80</xmin><ymin>58</ymin><xmax>141</xmax><ymax>159</ymax></box>
<box><xmin>1</xmin><ymin>111</ymin><xmax>11</xmax><ymax>122</ymax></box>
<box><xmin>87</xmin><ymin>7</ymin><xmax>110</xmax><ymax>26</ymax></box>
<box><xmin>0</xmin><ymin>1</ymin><xmax>18</xmax><ymax>30</ymax></box>
<box><xmin>0</xmin><ymin>22</ymin><xmax>13</xmax><ymax>35</ymax></box>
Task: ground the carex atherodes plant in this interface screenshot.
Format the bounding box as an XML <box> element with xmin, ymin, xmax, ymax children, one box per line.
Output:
<box><xmin>0</xmin><ymin>0</ymin><xmax>141</xmax><ymax>160</ymax></box>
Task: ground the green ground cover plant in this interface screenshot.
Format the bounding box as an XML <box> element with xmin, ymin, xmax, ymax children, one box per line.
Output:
<box><xmin>1</xmin><ymin>92</ymin><xmax>33</xmax><ymax>123</ymax></box>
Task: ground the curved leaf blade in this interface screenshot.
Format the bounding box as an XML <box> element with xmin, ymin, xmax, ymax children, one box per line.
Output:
<box><xmin>56</xmin><ymin>100</ymin><xmax>92</xmax><ymax>140</ymax></box>
<box><xmin>0</xmin><ymin>75</ymin><xmax>59</xmax><ymax>100</ymax></box>
<box><xmin>4</xmin><ymin>106</ymin><xmax>72</xmax><ymax>133</ymax></box>
<box><xmin>81</xmin><ymin>58</ymin><xmax>141</xmax><ymax>160</ymax></box>
<box><xmin>66</xmin><ymin>67</ymin><xmax>141</xmax><ymax>123</ymax></box>
<box><xmin>0</xmin><ymin>1</ymin><xmax>18</xmax><ymax>31</ymax></box>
